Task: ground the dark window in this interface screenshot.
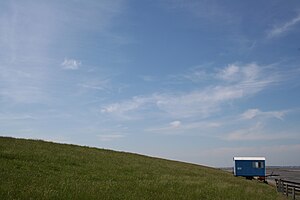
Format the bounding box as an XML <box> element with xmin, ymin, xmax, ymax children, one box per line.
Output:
<box><xmin>252</xmin><ymin>161</ymin><xmax>264</xmax><ymax>168</ymax></box>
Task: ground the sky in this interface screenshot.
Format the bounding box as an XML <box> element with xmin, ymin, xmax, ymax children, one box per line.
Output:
<box><xmin>1</xmin><ymin>0</ymin><xmax>300</xmax><ymax>167</ymax></box>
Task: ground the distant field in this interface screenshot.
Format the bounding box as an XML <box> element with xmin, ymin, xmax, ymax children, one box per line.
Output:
<box><xmin>222</xmin><ymin>167</ymin><xmax>300</xmax><ymax>184</ymax></box>
<box><xmin>266</xmin><ymin>167</ymin><xmax>300</xmax><ymax>185</ymax></box>
<box><xmin>0</xmin><ymin>137</ymin><xmax>285</xmax><ymax>200</ymax></box>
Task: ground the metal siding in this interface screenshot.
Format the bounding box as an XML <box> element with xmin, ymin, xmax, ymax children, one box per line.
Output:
<box><xmin>234</xmin><ymin>160</ymin><xmax>265</xmax><ymax>176</ymax></box>
<box><xmin>233</xmin><ymin>157</ymin><xmax>265</xmax><ymax>161</ymax></box>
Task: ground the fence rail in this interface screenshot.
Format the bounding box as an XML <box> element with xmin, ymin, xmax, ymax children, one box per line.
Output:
<box><xmin>275</xmin><ymin>179</ymin><xmax>300</xmax><ymax>200</ymax></box>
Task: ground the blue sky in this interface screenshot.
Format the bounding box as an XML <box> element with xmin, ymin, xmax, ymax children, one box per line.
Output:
<box><xmin>1</xmin><ymin>0</ymin><xmax>300</xmax><ymax>167</ymax></box>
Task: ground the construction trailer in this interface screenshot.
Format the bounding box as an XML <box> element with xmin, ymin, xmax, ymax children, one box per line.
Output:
<box><xmin>233</xmin><ymin>157</ymin><xmax>266</xmax><ymax>180</ymax></box>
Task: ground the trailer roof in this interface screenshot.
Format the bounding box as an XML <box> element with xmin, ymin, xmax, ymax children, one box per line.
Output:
<box><xmin>233</xmin><ymin>157</ymin><xmax>265</xmax><ymax>161</ymax></box>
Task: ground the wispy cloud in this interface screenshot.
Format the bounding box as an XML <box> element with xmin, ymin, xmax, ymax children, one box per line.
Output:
<box><xmin>146</xmin><ymin>119</ymin><xmax>221</xmax><ymax>135</ymax></box>
<box><xmin>167</xmin><ymin>64</ymin><xmax>213</xmax><ymax>83</ymax></box>
<box><xmin>216</xmin><ymin>108</ymin><xmax>295</xmax><ymax>141</ymax></box>
<box><xmin>155</xmin><ymin>86</ymin><xmax>243</xmax><ymax>118</ymax></box>
<box><xmin>0</xmin><ymin>66</ymin><xmax>48</xmax><ymax>104</ymax></box>
<box><xmin>61</xmin><ymin>58</ymin><xmax>81</xmax><ymax>70</ymax></box>
<box><xmin>216</xmin><ymin>63</ymin><xmax>271</xmax><ymax>85</ymax></box>
<box><xmin>223</xmin><ymin>121</ymin><xmax>297</xmax><ymax>141</ymax></box>
<box><xmin>146</xmin><ymin>120</ymin><xmax>182</xmax><ymax>134</ymax></box>
<box><xmin>0</xmin><ymin>86</ymin><xmax>48</xmax><ymax>104</ymax></box>
<box><xmin>267</xmin><ymin>14</ymin><xmax>300</xmax><ymax>38</ymax></box>
<box><xmin>147</xmin><ymin>107</ymin><xmax>295</xmax><ymax>137</ymax></box>
<box><xmin>241</xmin><ymin>108</ymin><xmax>288</xmax><ymax>120</ymax></box>
<box><xmin>78</xmin><ymin>83</ymin><xmax>105</xmax><ymax>90</ymax></box>
<box><xmin>0</xmin><ymin>0</ymin><xmax>126</xmax><ymax>103</ymax></box>
<box><xmin>139</xmin><ymin>75</ymin><xmax>157</xmax><ymax>82</ymax></box>
<box><xmin>101</xmin><ymin>96</ymin><xmax>155</xmax><ymax>120</ymax></box>
<box><xmin>0</xmin><ymin>113</ymin><xmax>35</xmax><ymax>121</ymax></box>
<box><xmin>78</xmin><ymin>78</ymin><xmax>113</xmax><ymax>92</ymax></box>
<box><xmin>98</xmin><ymin>134</ymin><xmax>124</xmax><ymax>142</ymax></box>
<box><xmin>101</xmin><ymin>63</ymin><xmax>282</xmax><ymax>120</ymax></box>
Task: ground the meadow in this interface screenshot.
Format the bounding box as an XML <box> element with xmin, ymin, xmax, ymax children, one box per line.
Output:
<box><xmin>0</xmin><ymin>137</ymin><xmax>285</xmax><ymax>199</ymax></box>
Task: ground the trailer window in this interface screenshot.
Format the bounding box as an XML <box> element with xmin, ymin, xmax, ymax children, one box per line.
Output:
<box><xmin>252</xmin><ymin>161</ymin><xmax>264</xmax><ymax>168</ymax></box>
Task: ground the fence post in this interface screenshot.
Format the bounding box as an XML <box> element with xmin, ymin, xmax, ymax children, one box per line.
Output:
<box><xmin>280</xmin><ymin>180</ymin><xmax>284</xmax><ymax>193</ymax></box>
<box><xmin>292</xmin><ymin>187</ymin><xmax>295</xmax><ymax>200</ymax></box>
<box><xmin>276</xmin><ymin>179</ymin><xmax>300</xmax><ymax>199</ymax></box>
<box><xmin>277</xmin><ymin>179</ymin><xmax>281</xmax><ymax>192</ymax></box>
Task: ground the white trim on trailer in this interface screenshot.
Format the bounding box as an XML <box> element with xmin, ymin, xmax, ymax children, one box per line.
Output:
<box><xmin>233</xmin><ymin>157</ymin><xmax>265</xmax><ymax>161</ymax></box>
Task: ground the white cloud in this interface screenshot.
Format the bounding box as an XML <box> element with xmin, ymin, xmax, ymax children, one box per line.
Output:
<box><xmin>222</xmin><ymin>108</ymin><xmax>293</xmax><ymax>142</ymax></box>
<box><xmin>100</xmin><ymin>96</ymin><xmax>156</xmax><ymax>120</ymax></box>
<box><xmin>216</xmin><ymin>63</ymin><xmax>261</xmax><ymax>83</ymax></box>
<box><xmin>241</xmin><ymin>109</ymin><xmax>260</xmax><ymax>119</ymax></box>
<box><xmin>78</xmin><ymin>83</ymin><xmax>106</xmax><ymax>90</ymax></box>
<box><xmin>267</xmin><ymin>14</ymin><xmax>300</xmax><ymax>38</ymax></box>
<box><xmin>170</xmin><ymin>120</ymin><xmax>181</xmax><ymax>128</ymax></box>
<box><xmin>101</xmin><ymin>87</ymin><xmax>238</xmax><ymax>120</ymax></box>
<box><xmin>217</xmin><ymin>64</ymin><xmax>240</xmax><ymax>81</ymax></box>
<box><xmin>223</xmin><ymin>122</ymin><xmax>296</xmax><ymax>141</ymax></box>
<box><xmin>61</xmin><ymin>58</ymin><xmax>81</xmax><ymax>70</ymax></box>
<box><xmin>101</xmin><ymin>63</ymin><xmax>282</xmax><ymax>120</ymax></box>
<box><xmin>101</xmin><ymin>96</ymin><xmax>151</xmax><ymax>114</ymax></box>
<box><xmin>155</xmin><ymin>86</ymin><xmax>244</xmax><ymax>118</ymax></box>
<box><xmin>241</xmin><ymin>108</ymin><xmax>287</xmax><ymax>120</ymax></box>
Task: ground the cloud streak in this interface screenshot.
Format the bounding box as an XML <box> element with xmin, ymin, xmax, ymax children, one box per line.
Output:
<box><xmin>0</xmin><ymin>66</ymin><xmax>49</xmax><ymax>104</ymax></box>
<box><xmin>241</xmin><ymin>108</ymin><xmax>288</xmax><ymax>120</ymax></box>
<box><xmin>101</xmin><ymin>63</ymin><xmax>282</xmax><ymax>120</ymax></box>
<box><xmin>0</xmin><ymin>113</ymin><xmax>35</xmax><ymax>121</ymax></box>
<box><xmin>146</xmin><ymin>119</ymin><xmax>221</xmax><ymax>135</ymax></box>
<box><xmin>0</xmin><ymin>1</ymin><xmax>126</xmax><ymax>105</ymax></box>
<box><xmin>267</xmin><ymin>14</ymin><xmax>300</xmax><ymax>38</ymax></box>
<box><xmin>224</xmin><ymin>123</ymin><xmax>275</xmax><ymax>141</ymax></box>
<box><xmin>98</xmin><ymin>134</ymin><xmax>124</xmax><ymax>142</ymax></box>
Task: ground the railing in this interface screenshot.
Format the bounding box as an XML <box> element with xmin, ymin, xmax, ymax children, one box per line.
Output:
<box><xmin>275</xmin><ymin>179</ymin><xmax>300</xmax><ymax>200</ymax></box>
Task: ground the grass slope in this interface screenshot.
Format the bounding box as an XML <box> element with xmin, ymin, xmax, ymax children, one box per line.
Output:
<box><xmin>0</xmin><ymin>137</ymin><xmax>284</xmax><ymax>200</ymax></box>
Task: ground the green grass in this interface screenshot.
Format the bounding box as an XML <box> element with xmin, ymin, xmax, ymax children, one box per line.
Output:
<box><xmin>0</xmin><ymin>137</ymin><xmax>285</xmax><ymax>200</ymax></box>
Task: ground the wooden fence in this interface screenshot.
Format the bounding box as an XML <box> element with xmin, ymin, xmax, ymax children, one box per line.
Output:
<box><xmin>275</xmin><ymin>179</ymin><xmax>300</xmax><ymax>200</ymax></box>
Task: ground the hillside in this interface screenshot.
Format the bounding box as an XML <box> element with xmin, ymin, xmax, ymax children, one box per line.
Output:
<box><xmin>0</xmin><ymin>137</ymin><xmax>284</xmax><ymax>200</ymax></box>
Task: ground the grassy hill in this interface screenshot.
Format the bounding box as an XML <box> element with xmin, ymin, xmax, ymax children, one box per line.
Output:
<box><xmin>0</xmin><ymin>137</ymin><xmax>284</xmax><ymax>200</ymax></box>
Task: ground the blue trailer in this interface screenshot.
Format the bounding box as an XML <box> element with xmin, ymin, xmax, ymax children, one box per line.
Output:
<box><xmin>233</xmin><ymin>157</ymin><xmax>266</xmax><ymax>180</ymax></box>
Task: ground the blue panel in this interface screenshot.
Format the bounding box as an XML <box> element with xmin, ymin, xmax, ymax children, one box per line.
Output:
<box><xmin>234</xmin><ymin>160</ymin><xmax>265</xmax><ymax>177</ymax></box>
